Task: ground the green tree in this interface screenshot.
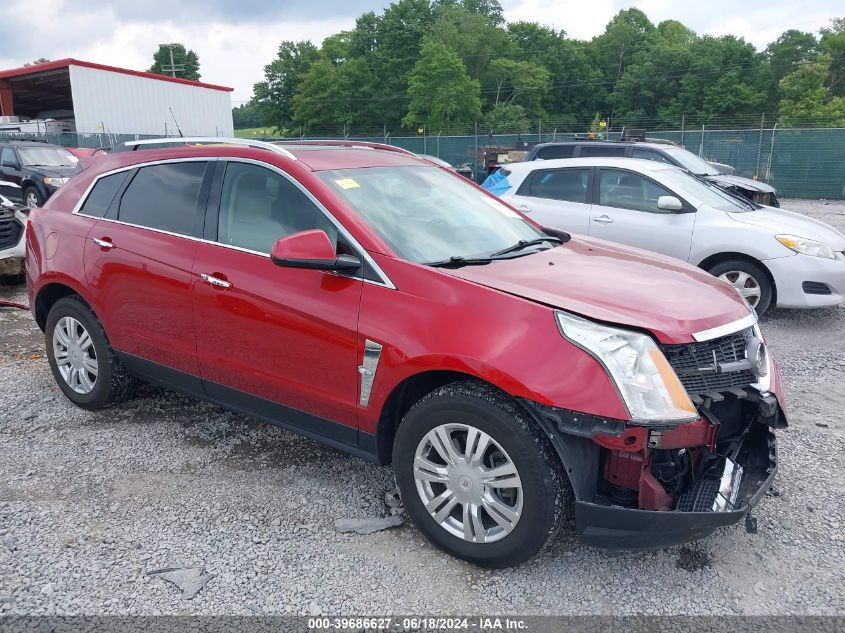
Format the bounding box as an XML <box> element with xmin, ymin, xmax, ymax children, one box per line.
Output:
<box><xmin>482</xmin><ymin>103</ymin><xmax>529</xmax><ymax>131</ymax></box>
<box><xmin>660</xmin><ymin>35</ymin><xmax>766</xmax><ymax>122</ymax></box>
<box><xmin>506</xmin><ymin>22</ymin><xmax>604</xmax><ymax>123</ymax></box>
<box><xmin>778</xmin><ymin>57</ymin><xmax>845</xmax><ymax>126</ymax></box>
<box><xmin>610</xmin><ymin>20</ymin><xmax>696</xmax><ymax>124</ymax></box>
<box><xmin>293</xmin><ymin>58</ymin><xmax>381</xmax><ymax>129</ymax></box>
<box><xmin>592</xmin><ymin>8</ymin><xmax>656</xmax><ymax>89</ymax></box>
<box><xmin>232</xmin><ymin>103</ymin><xmax>262</xmax><ymax>129</ymax></box>
<box><xmin>149</xmin><ymin>43</ymin><xmax>200</xmax><ymax>81</ymax></box>
<box><xmin>403</xmin><ymin>40</ymin><xmax>482</xmax><ymax>130</ymax></box>
<box><xmin>428</xmin><ymin>5</ymin><xmax>514</xmax><ymax>81</ymax></box>
<box><xmin>252</xmin><ymin>41</ymin><xmax>320</xmax><ymax>131</ymax></box>
<box><xmin>820</xmin><ymin>18</ymin><xmax>845</xmax><ymax>96</ymax></box>
<box><xmin>487</xmin><ymin>58</ymin><xmax>549</xmax><ymax>118</ymax></box>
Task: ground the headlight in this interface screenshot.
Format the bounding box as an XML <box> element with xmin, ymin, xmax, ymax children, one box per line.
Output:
<box><xmin>555</xmin><ymin>311</ymin><xmax>698</xmax><ymax>426</ymax></box>
<box><xmin>775</xmin><ymin>234</ymin><xmax>835</xmax><ymax>259</ymax></box>
<box><xmin>43</xmin><ymin>177</ymin><xmax>69</xmax><ymax>188</ymax></box>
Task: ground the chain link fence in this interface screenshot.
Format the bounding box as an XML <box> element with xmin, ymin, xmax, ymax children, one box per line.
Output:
<box><xmin>2</xmin><ymin>122</ymin><xmax>844</xmax><ymax>199</ymax></box>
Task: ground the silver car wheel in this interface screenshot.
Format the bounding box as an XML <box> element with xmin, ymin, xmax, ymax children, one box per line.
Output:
<box><xmin>413</xmin><ymin>423</ymin><xmax>523</xmax><ymax>544</ymax></box>
<box><xmin>25</xmin><ymin>191</ymin><xmax>40</xmax><ymax>207</ymax></box>
<box><xmin>53</xmin><ymin>316</ymin><xmax>98</xmax><ymax>394</ymax></box>
<box><xmin>719</xmin><ymin>270</ymin><xmax>761</xmax><ymax>308</ymax></box>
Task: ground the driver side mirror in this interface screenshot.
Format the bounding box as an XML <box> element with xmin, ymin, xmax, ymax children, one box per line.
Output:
<box><xmin>270</xmin><ymin>229</ymin><xmax>361</xmax><ymax>272</ymax></box>
<box><xmin>657</xmin><ymin>195</ymin><xmax>684</xmax><ymax>212</ymax></box>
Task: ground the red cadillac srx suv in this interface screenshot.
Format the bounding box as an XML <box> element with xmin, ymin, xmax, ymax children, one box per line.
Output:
<box><xmin>26</xmin><ymin>138</ymin><xmax>787</xmax><ymax>568</ymax></box>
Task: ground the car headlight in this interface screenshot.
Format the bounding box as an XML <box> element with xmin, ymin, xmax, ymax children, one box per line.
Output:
<box><xmin>43</xmin><ymin>177</ymin><xmax>69</xmax><ymax>188</ymax></box>
<box><xmin>775</xmin><ymin>234</ymin><xmax>835</xmax><ymax>259</ymax></box>
<box><xmin>555</xmin><ymin>311</ymin><xmax>698</xmax><ymax>426</ymax></box>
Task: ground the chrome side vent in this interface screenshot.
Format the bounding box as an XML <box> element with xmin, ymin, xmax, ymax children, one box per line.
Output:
<box><xmin>358</xmin><ymin>339</ymin><xmax>382</xmax><ymax>407</ymax></box>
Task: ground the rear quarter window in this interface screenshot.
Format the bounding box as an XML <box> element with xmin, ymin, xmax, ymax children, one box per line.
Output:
<box><xmin>578</xmin><ymin>145</ymin><xmax>627</xmax><ymax>158</ymax></box>
<box><xmin>535</xmin><ymin>145</ymin><xmax>575</xmax><ymax>160</ymax></box>
<box><xmin>78</xmin><ymin>172</ymin><xmax>129</xmax><ymax>218</ymax></box>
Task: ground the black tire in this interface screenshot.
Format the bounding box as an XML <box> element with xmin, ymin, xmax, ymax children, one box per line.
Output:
<box><xmin>708</xmin><ymin>259</ymin><xmax>773</xmax><ymax>316</ymax></box>
<box><xmin>393</xmin><ymin>381</ymin><xmax>570</xmax><ymax>568</ymax></box>
<box><xmin>23</xmin><ymin>186</ymin><xmax>44</xmax><ymax>208</ymax></box>
<box><xmin>45</xmin><ymin>295</ymin><xmax>137</xmax><ymax>410</ymax></box>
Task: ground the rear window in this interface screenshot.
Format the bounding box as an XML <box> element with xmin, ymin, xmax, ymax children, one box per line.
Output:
<box><xmin>535</xmin><ymin>145</ymin><xmax>575</xmax><ymax>160</ymax></box>
<box><xmin>578</xmin><ymin>145</ymin><xmax>626</xmax><ymax>158</ymax></box>
<box><xmin>78</xmin><ymin>172</ymin><xmax>128</xmax><ymax>218</ymax></box>
<box><xmin>524</xmin><ymin>169</ymin><xmax>590</xmax><ymax>203</ymax></box>
<box><xmin>118</xmin><ymin>162</ymin><xmax>207</xmax><ymax>235</ymax></box>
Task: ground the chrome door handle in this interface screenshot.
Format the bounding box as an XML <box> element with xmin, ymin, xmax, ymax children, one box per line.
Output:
<box><xmin>592</xmin><ymin>215</ymin><xmax>614</xmax><ymax>224</ymax></box>
<box><xmin>91</xmin><ymin>237</ymin><xmax>114</xmax><ymax>250</ymax></box>
<box><xmin>514</xmin><ymin>204</ymin><xmax>531</xmax><ymax>213</ymax></box>
<box><xmin>200</xmin><ymin>273</ymin><xmax>231</xmax><ymax>289</ymax></box>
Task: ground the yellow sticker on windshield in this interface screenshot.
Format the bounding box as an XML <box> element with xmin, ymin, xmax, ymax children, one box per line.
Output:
<box><xmin>334</xmin><ymin>178</ymin><xmax>360</xmax><ymax>189</ymax></box>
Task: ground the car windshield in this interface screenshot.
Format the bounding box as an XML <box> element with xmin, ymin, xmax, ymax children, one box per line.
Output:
<box><xmin>659</xmin><ymin>168</ymin><xmax>753</xmax><ymax>212</ymax></box>
<box><xmin>318</xmin><ymin>165</ymin><xmax>546</xmax><ymax>264</ymax></box>
<box><xmin>19</xmin><ymin>147</ymin><xmax>78</xmax><ymax>167</ymax></box>
<box><xmin>660</xmin><ymin>146</ymin><xmax>720</xmax><ymax>176</ymax></box>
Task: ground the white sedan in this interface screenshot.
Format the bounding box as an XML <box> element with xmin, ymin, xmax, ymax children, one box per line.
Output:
<box><xmin>483</xmin><ymin>158</ymin><xmax>845</xmax><ymax>314</ymax></box>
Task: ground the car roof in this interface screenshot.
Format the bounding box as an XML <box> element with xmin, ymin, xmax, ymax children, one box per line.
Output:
<box><xmin>0</xmin><ymin>140</ymin><xmax>63</xmax><ymax>148</ymax></box>
<box><xmin>506</xmin><ymin>157</ymin><xmax>681</xmax><ymax>173</ymax></box>
<box><xmin>89</xmin><ymin>142</ymin><xmax>428</xmax><ymax>174</ymax></box>
<box><xmin>533</xmin><ymin>140</ymin><xmax>676</xmax><ymax>150</ymax></box>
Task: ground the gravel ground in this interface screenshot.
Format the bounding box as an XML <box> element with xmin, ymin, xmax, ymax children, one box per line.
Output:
<box><xmin>0</xmin><ymin>199</ymin><xmax>843</xmax><ymax>616</ymax></box>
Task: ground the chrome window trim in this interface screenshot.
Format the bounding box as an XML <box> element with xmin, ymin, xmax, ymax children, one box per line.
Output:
<box><xmin>71</xmin><ymin>156</ymin><xmax>397</xmax><ymax>290</ymax></box>
<box><xmin>692</xmin><ymin>312</ymin><xmax>757</xmax><ymax>342</ymax></box>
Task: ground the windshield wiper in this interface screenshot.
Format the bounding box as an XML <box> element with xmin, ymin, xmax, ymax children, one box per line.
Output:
<box><xmin>425</xmin><ymin>256</ymin><xmax>493</xmax><ymax>268</ymax></box>
<box><xmin>489</xmin><ymin>236</ymin><xmax>562</xmax><ymax>258</ymax></box>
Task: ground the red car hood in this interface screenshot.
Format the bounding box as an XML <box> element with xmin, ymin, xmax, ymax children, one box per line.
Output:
<box><xmin>446</xmin><ymin>236</ymin><xmax>752</xmax><ymax>344</ymax></box>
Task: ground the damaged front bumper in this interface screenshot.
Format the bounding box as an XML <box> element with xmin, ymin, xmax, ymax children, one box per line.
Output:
<box><xmin>575</xmin><ymin>427</ymin><xmax>777</xmax><ymax>549</ymax></box>
<box><xmin>522</xmin><ymin>383</ymin><xmax>784</xmax><ymax>550</ymax></box>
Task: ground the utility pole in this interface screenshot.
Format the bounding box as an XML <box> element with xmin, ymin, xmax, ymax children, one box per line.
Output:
<box><xmin>160</xmin><ymin>45</ymin><xmax>185</xmax><ymax>78</ymax></box>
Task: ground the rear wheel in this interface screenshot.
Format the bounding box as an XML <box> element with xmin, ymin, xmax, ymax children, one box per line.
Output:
<box><xmin>393</xmin><ymin>381</ymin><xmax>569</xmax><ymax>568</ymax></box>
<box><xmin>708</xmin><ymin>259</ymin><xmax>773</xmax><ymax>315</ymax></box>
<box><xmin>45</xmin><ymin>296</ymin><xmax>137</xmax><ymax>410</ymax></box>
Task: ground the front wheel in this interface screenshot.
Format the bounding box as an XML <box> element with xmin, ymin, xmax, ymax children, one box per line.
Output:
<box><xmin>709</xmin><ymin>259</ymin><xmax>773</xmax><ymax>315</ymax></box>
<box><xmin>393</xmin><ymin>381</ymin><xmax>570</xmax><ymax>568</ymax></box>
<box><xmin>23</xmin><ymin>186</ymin><xmax>43</xmax><ymax>208</ymax></box>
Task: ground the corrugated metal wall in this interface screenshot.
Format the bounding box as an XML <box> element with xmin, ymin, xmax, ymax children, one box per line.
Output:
<box><xmin>68</xmin><ymin>65</ymin><xmax>233</xmax><ymax>136</ymax></box>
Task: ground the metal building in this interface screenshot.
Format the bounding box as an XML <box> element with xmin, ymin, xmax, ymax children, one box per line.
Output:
<box><xmin>0</xmin><ymin>59</ymin><xmax>234</xmax><ymax>136</ymax></box>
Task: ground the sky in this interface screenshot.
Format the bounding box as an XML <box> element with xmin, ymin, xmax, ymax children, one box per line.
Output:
<box><xmin>0</xmin><ymin>0</ymin><xmax>838</xmax><ymax>104</ymax></box>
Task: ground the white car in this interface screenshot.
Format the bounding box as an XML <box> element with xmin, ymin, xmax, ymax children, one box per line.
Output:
<box><xmin>0</xmin><ymin>189</ymin><xmax>27</xmax><ymax>280</ymax></box>
<box><xmin>483</xmin><ymin>158</ymin><xmax>845</xmax><ymax>314</ymax></box>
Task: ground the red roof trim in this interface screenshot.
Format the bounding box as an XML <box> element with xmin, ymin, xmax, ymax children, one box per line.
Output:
<box><xmin>0</xmin><ymin>58</ymin><xmax>233</xmax><ymax>92</ymax></box>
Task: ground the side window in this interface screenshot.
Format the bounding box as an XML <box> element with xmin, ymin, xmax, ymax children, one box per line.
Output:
<box><xmin>78</xmin><ymin>172</ymin><xmax>129</xmax><ymax>218</ymax></box>
<box><xmin>217</xmin><ymin>162</ymin><xmax>337</xmax><ymax>254</ymax></box>
<box><xmin>535</xmin><ymin>145</ymin><xmax>575</xmax><ymax>160</ymax></box>
<box><xmin>0</xmin><ymin>147</ymin><xmax>16</xmax><ymax>167</ymax></box>
<box><xmin>598</xmin><ymin>169</ymin><xmax>674</xmax><ymax>213</ymax></box>
<box><xmin>527</xmin><ymin>169</ymin><xmax>590</xmax><ymax>203</ymax></box>
<box><xmin>578</xmin><ymin>145</ymin><xmax>626</xmax><ymax>158</ymax></box>
<box><xmin>632</xmin><ymin>148</ymin><xmax>673</xmax><ymax>164</ymax></box>
<box><xmin>118</xmin><ymin>162</ymin><xmax>207</xmax><ymax>235</ymax></box>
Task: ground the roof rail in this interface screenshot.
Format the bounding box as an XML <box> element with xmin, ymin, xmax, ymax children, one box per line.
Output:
<box><xmin>269</xmin><ymin>139</ymin><xmax>418</xmax><ymax>157</ymax></box>
<box><xmin>123</xmin><ymin>137</ymin><xmax>297</xmax><ymax>160</ymax></box>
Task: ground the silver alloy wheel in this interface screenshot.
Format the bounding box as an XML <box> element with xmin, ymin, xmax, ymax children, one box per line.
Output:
<box><xmin>413</xmin><ymin>423</ymin><xmax>523</xmax><ymax>544</ymax></box>
<box><xmin>53</xmin><ymin>316</ymin><xmax>98</xmax><ymax>394</ymax></box>
<box><xmin>719</xmin><ymin>270</ymin><xmax>762</xmax><ymax>308</ymax></box>
<box><xmin>25</xmin><ymin>191</ymin><xmax>40</xmax><ymax>207</ymax></box>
